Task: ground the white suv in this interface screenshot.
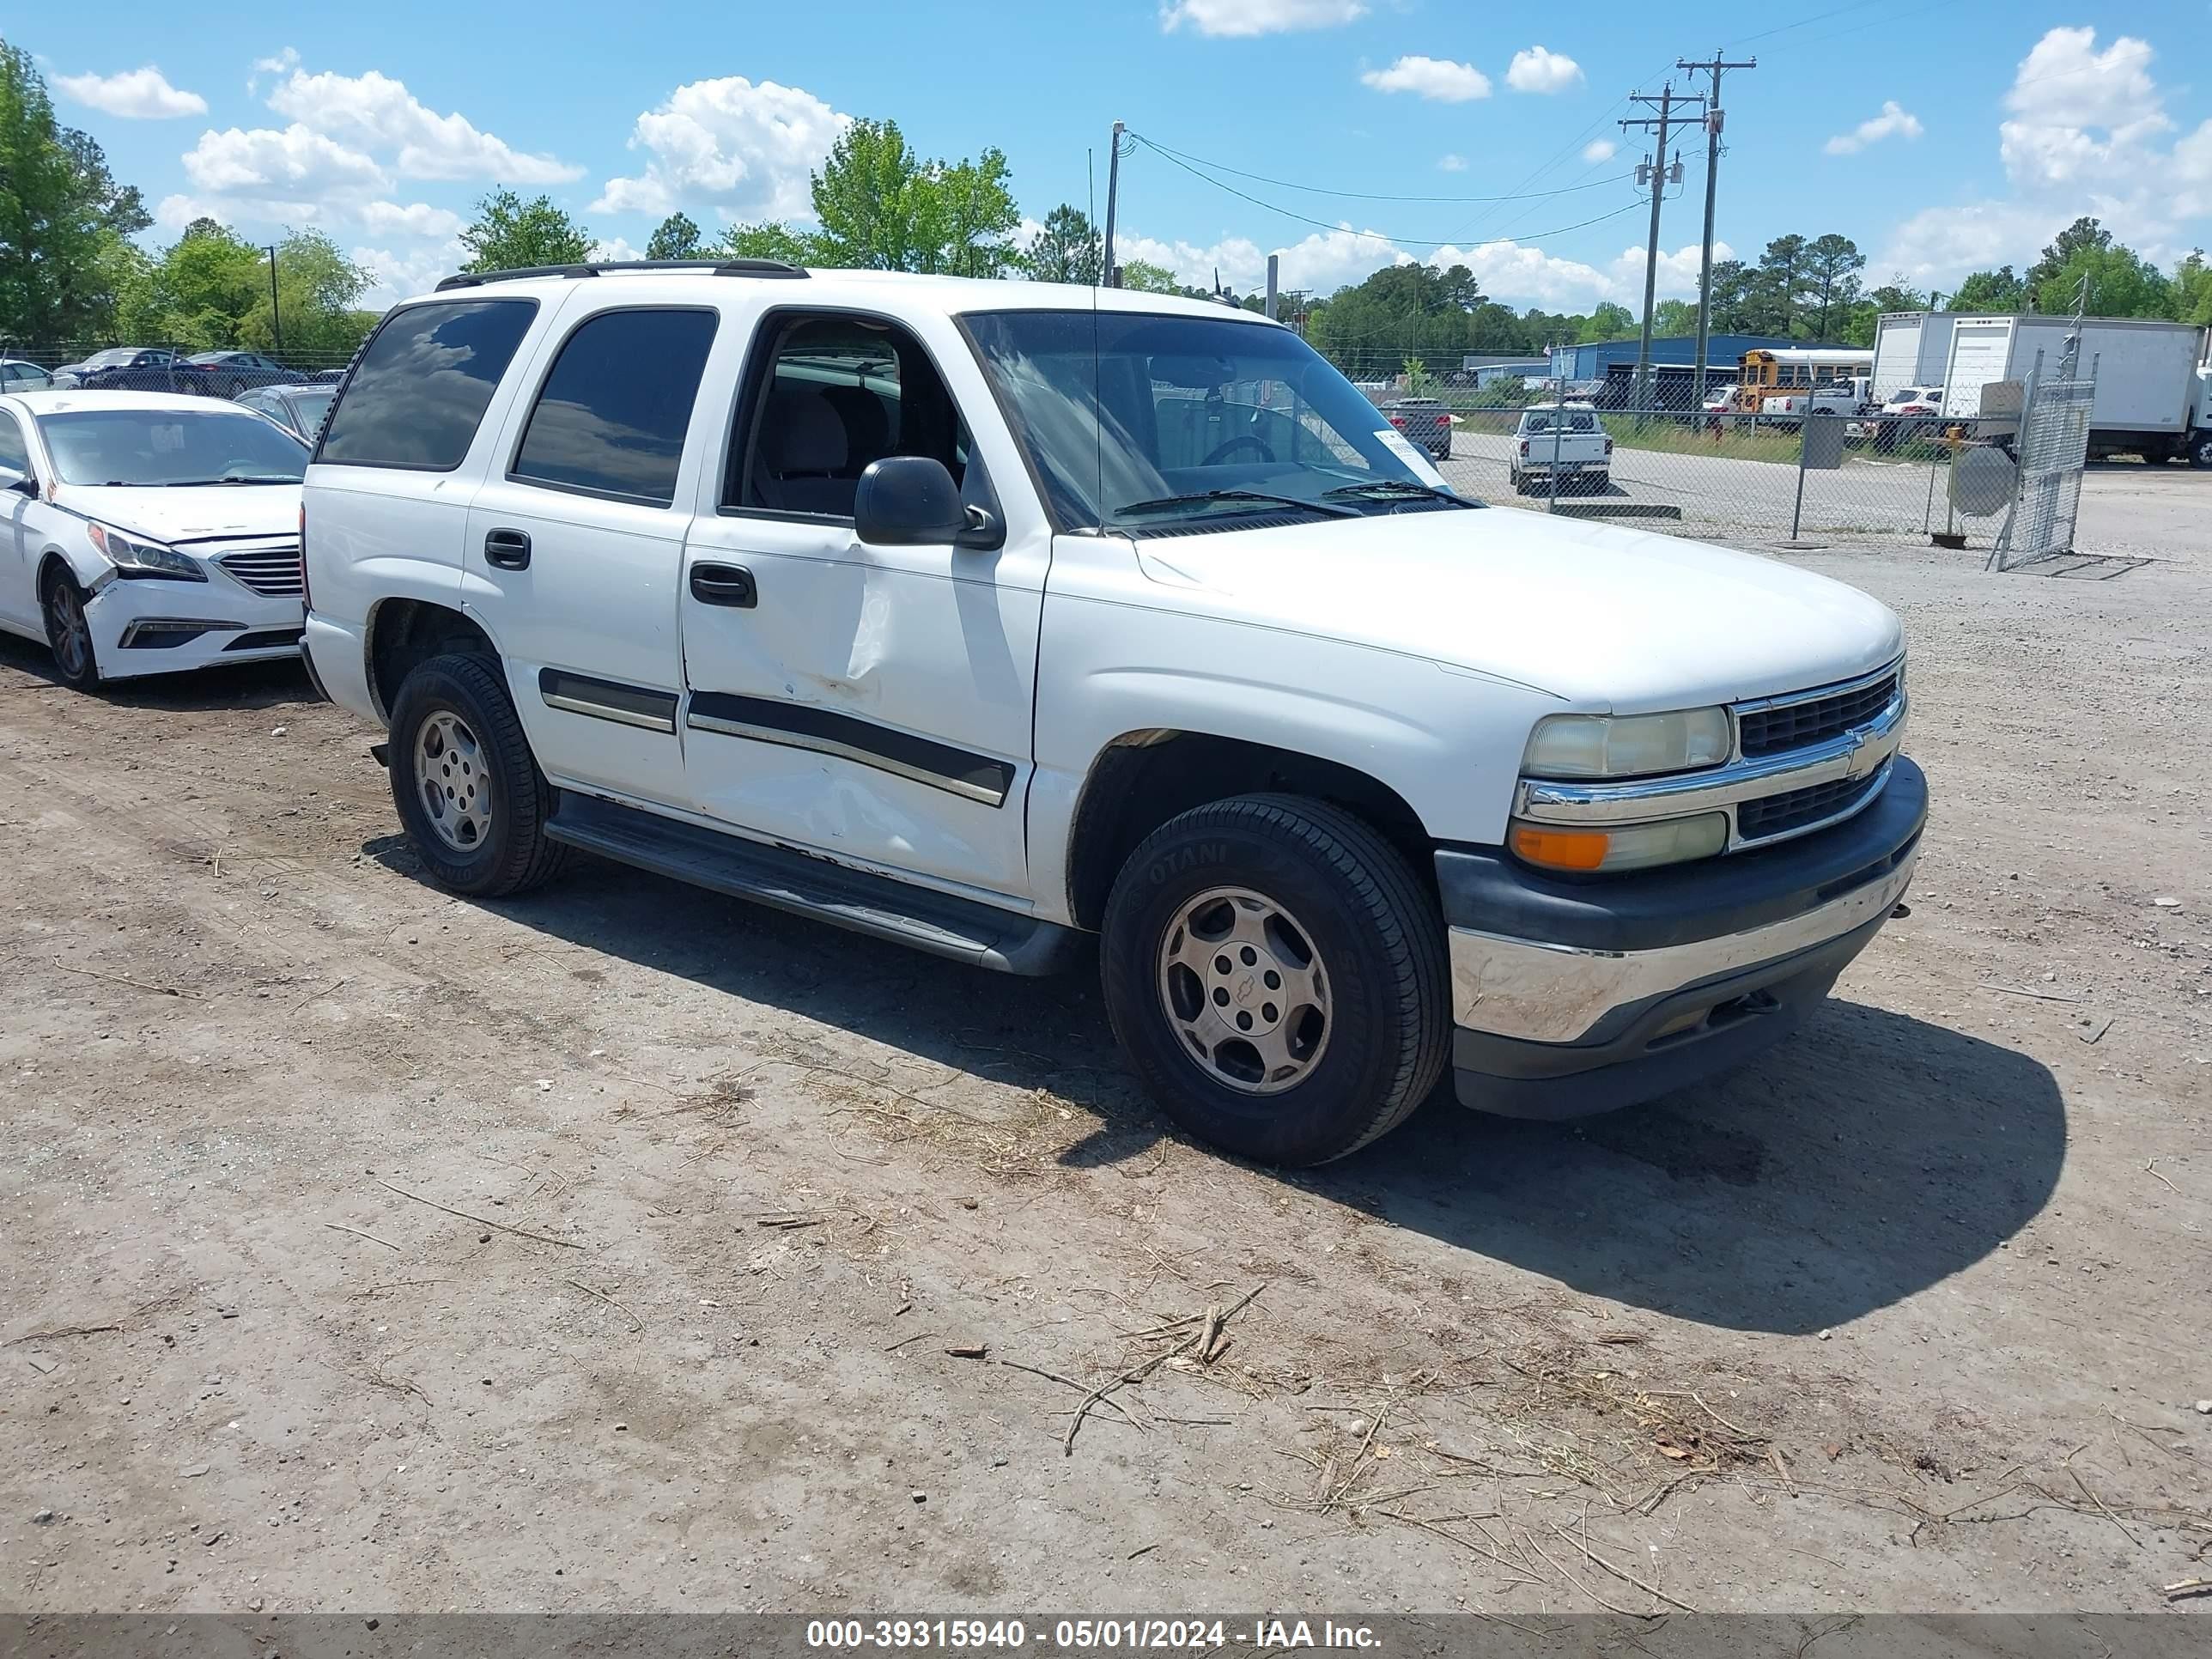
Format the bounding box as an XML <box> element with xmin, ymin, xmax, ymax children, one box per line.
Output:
<box><xmin>302</xmin><ymin>259</ymin><xmax>1923</xmax><ymax>1164</ymax></box>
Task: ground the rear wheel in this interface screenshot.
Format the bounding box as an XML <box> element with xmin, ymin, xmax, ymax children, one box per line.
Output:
<box><xmin>2191</xmin><ymin>432</ymin><xmax>2212</xmax><ymax>468</ymax></box>
<box><xmin>40</xmin><ymin>566</ymin><xmax>100</xmax><ymax>691</ymax></box>
<box><xmin>386</xmin><ymin>653</ymin><xmax>568</xmax><ymax>898</ymax></box>
<box><xmin>1100</xmin><ymin>794</ymin><xmax>1449</xmax><ymax>1166</ymax></box>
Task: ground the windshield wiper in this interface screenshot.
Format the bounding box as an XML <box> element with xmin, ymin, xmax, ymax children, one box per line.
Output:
<box><xmin>170</xmin><ymin>474</ymin><xmax>301</xmax><ymax>487</ymax></box>
<box><xmin>1113</xmin><ymin>489</ymin><xmax>1358</xmax><ymax>521</ymax></box>
<box><xmin>1322</xmin><ymin>480</ymin><xmax>1473</xmax><ymax>507</ymax></box>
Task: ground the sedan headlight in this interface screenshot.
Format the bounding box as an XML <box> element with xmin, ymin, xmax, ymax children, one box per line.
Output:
<box><xmin>1522</xmin><ymin>708</ymin><xmax>1731</xmax><ymax>780</ymax></box>
<box><xmin>87</xmin><ymin>522</ymin><xmax>206</xmax><ymax>583</ymax></box>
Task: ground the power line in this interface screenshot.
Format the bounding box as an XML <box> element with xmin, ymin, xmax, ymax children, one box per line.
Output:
<box><xmin>1127</xmin><ymin>134</ymin><xmax>1648</xmax><ymax>252</ymax></box>
<box><xmin>1129</xmin><ymin>134</ymin><xmax>1637</xmax><ymax>204</ymax></box>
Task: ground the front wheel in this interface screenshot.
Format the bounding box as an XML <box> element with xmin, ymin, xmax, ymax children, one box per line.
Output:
<box><xmin>386</xmin><ymin>653</ymin><xmax>568</xmax><ymax>898</ymax></box>
<box><xmin>40</xmin><ymin>566</ymin><xmax>100</xmax><ymax>691</ymax></box>
<box><xmin>1100</xmin><ymin>794</ymin><xmax>1449</xmax><ymax>1166</ymax></box>
<box><xmin>2191</xmin><ymin>432</ymin><xmax>2212</xmax><ymax>468</ymax></box>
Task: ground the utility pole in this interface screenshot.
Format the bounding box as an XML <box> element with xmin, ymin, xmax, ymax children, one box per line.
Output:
<box><xmin>1620</xmin><ymin>84</ymin><xmax>1701</xmax><ymax>410</ymax></box>
<box><xmin>265</xmin><ymin>245</ymin><xmax>283</xmax><ymax>357</ymax></box>
<box><xmin>1103</xmin><ymin>121</ymin><xmax>1126</xmax><ymax>288</ymax></box>
<box><xmin>1677</xmin><ymin>52</ymin><xmax>1753</xmax><ymax>407</ymax></box>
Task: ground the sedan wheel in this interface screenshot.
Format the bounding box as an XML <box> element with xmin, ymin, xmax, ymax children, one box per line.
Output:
<box><xmin>41</xmin><ymin>570</ymin><xmax>99</xmax><ymax>690</ymax></box>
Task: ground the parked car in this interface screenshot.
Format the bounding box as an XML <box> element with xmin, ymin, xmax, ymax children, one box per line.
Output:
<box><xmin>0</xmin><ymin>391</ymin><xmax>309</xmax><ymax>690</ymax></box>
<box><xmin>302</xmin><ymin>263</ymin><xmax>1921</xmax><ymax>1166</ymax></box>
<box><xmin>235</xmin><ymin>380</ymin><xmax>337</xmax><ymax>441</ymax></box>
<box><xmin>180</xmin><ymin>350</ymin><xmax>304</xmax><ymax>398</ymax></box>
<box><xmin>307</xmin><ymin>367</ymin><xmax>350</xmax><ymax>384</ymax></box>
<box><xmin>1701</xmin><ymin>384</ymin><xmax>1740</xmax><ymax>414</ymax></box>
<box><xmin>51</xmin><ymin>347</ymin><xmax>185</xmax><ymax>390</ymax></box>
<box><xmin>0</xmin><ymin>358</ymin><xmax>53</xmax><ymax>392</ymax></box>
<box><xmin>1870</xmin><ymin>386</ymin><xmax>1945</xmax><ymax>450</ymax></box>
<box><xmin>1379</xmin><ymin>395</ymin><xmax>1452</xmax><ymax>459</ymax></box>
<box><xmin>1509</xmin><ymin>403</ymin><xmax>1612</xmax><ymax>493</ymax></box>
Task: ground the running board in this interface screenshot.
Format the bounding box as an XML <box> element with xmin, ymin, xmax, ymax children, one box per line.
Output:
<box><xmin>544</xmin><ymin>792</ymin><xmax>1083</xmax><ymax>976</ymax></box>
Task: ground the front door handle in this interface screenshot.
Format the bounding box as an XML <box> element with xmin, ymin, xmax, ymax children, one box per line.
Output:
<box><xmin>690</xmin><ymin>562</ymin><xmax>757</xmax><ymax>608</ymax></box>
<box><xmin>484</xmin><ymin>528</ymin><xmax>532</xmax><ymax>570</ymax></box>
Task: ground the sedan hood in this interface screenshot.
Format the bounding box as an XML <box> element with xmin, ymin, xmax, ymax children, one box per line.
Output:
<box><xmin>1129</xmin><ymin>506</ymin><xmax>1903</xmax><ymax>711</ymax></box>
<box><xmin>57</xmin><ymin>483</ymin><xmax>301</xmax><ymax>547</ymax></box>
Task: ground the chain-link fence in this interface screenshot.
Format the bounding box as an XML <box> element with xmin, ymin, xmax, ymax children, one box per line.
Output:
<box><xmin>0</xmin><ymin>341</ymin><xmax>360</xmax><ymax>397</ymax></box>
<box><xmin>1990</xmin><ymin>375</ymin><xmax>2096</xmax><ymax>572</ymax></box>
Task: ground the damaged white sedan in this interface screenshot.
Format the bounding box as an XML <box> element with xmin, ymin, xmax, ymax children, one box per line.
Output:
<box><xmin>0</xmin><ymin>391</ymin><xmax>307</xmax><ymax>690</ymax></box>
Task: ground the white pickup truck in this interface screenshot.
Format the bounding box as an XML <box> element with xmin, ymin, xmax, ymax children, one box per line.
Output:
<box><xmin>301</xmin><ymin>260</ymin><xmax>1923</xmax><ymax>1165</ymax></box>
<box><xmin>1508</xmin><ymin>404</ymin><xmax>1612</xmax><ymax>494</ymax></box>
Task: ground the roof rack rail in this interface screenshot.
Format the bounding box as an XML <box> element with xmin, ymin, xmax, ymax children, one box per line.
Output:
<box><xmin>434</xmin><ymin>258</ymin><xmax>808</xmax><ymax>291</ymax></box>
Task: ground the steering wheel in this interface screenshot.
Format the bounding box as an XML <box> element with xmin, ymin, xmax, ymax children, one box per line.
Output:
<box><xmin>1202</xmin><ymin>433</ymin><xmax>1274</xmax><ymax>466</ymax></box>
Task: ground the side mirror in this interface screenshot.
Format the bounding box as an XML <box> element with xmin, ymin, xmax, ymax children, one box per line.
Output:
<box><xmin>854</xmin><ymin>456</ymin><xmax>965</xmax><ymax>547</ymax></box>
<box><xmin>5</xmin><ymin>474</ymin><xmax>38</xmax><ymax>500</ymax></box>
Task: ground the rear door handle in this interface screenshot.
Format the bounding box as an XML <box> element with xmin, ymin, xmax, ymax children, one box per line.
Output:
<box><xmin>690</xmin><ymin>562</ymin><xmax>757</xmax><ymax>608</ymax></box>
<box><xmin>484</xmin><ymin>528</ymin><xmax>532</xmax><ymax>570</ymax></box>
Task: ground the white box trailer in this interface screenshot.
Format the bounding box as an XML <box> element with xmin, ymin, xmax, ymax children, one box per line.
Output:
<box><xmin>1922</xmin><ymin>313</ymin><xmax>2210</xmax><ymax>460</ymax></box>
<box><xmin>1871</xmin><ymin>312</ymin><xmax>1956</xmax><ymax>398</ymax></box>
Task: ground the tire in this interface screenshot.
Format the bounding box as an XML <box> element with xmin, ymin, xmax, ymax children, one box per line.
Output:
<box><xmin>1100</xmin><ymin>793</ymin><xmax>1449</xmax><ymax>1166</ymax></box>
<box><xmin>2191</xmin><ymin>432</ymin><xmax>2212</xmax><ymax>468</ymax></box>
<box><xmin>40</xmin><ymin>564</ymin><xmax>100</xmax><ymax>691</ymax></box>
<box><xmin>386</xmin><ymin>653</ymin><xmax>569</xmax><ymax>898</ymax></box>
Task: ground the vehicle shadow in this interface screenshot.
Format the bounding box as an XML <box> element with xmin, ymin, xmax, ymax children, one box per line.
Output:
<box><xmin>0</xmin><ymin>630</ymin><xmax>315</xmax><ymax>710</ymax></box>
<box><xmin>392</xmin><ymin>844</ymin><xmax>2064</xmax><ymax>1338</ymax></box>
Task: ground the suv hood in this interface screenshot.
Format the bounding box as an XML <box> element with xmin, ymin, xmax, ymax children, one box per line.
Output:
<box><xmin>1129</xmin><ymin>507</ymin><xmax>1903</xmax><ymax>711</ymax></box>
<box><xmin>58</xmin><ymin>483</ymin><xmax>301</xmax><ymax>546</ymax></box>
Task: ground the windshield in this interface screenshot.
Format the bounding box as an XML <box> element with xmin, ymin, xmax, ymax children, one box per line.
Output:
<box><xmin>37</xmin><ymin>407</ymin><xmax>309</xmax><ymax>486</ymax></box>
<box><xmin>284</xmin><ymin>386</ymin><xmax>337</xmax><ymax>424</ymax></box>
<box><xmin>85</xmin><ymin>349</ymin><xmax>138</xmax><ymax>368</ymax></box>
<box><xmin>964</xmin><ymin>309</ymin><xmax>1459</xmax><ymax>531</ymax></box>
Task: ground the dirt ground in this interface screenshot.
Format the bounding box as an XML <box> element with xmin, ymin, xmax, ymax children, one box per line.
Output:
<box><xmin>2</xmin><ymin>498</ymin><xmax>2207</xmax><ymax>1617</ymax></box>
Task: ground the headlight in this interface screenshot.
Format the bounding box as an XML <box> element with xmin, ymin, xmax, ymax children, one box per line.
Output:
<box><xmin>87</xmin><ymin>522</ymin><xmax>206</xmax><ymax>582</ymax></box>
<box><xmin>1510</xmin><ymin>812</ymin><xmax>1729</xmax><ymax>874</ymax></box>
<box><xmin>1522</xmin><ymin>708</ymin><xmax>1731</xmax><ymax>779</ymax></box>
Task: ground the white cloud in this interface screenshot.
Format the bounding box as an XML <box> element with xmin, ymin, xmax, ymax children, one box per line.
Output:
<box><xmin>1582</xmin><ymin>138</ymin><xmax>1617</xmax><ymax>165</ymax></box>
<box><xmin>1997</xmin><ymin>27</ymin><xmax>2166</xmax><ymax>191</ymax></box>
<box><xmin>1360</xmin><ymin>56</ymin><xmax>1491</xmax><ymax>103</ymax></box>
<box><xmin>354</xmin><ymin>240</ymin><xmax>466</xmax><ymax>310</ymax></box>
<box><xmin>1121</xmin><ymin>219</ymin><xmax>1730</xmax><ymax>312</ymax></box>
<box><xmin>1437</xmin><ymin>154</ymin><xmax>1468</xmax><ymax>173</ymax></box>
<box><xmin>52</xmin><ymin>65</ymin><xmax>206</xmax><ymax>119</ymax></box>
<box><xmin>591</xmin><ymin>236</ymin><xmax>641</xmax><ymax>264</ymax></box>
<box><xmin>1825</xmin><ymin>100</ymin><xmax>1923</xmax><ymax>155</ymax></box>
<box><xmin>1505</xmin><ymin>46</ymin><xmax>1583</xmax><ymax>94</ymax></box>
<box><xmin>248</xmin><ymin>47</ymin><xmax>299</xmax><ymax>94</ymax></box>
<box><xmin>1160</xmin><ymin>0</ymin><xmax>1365</xmax><ymax>37</ymax></box>
<box><xmin>267</xmin><ymin>68</ymin><xmax>580</xmax><ymax>183</ymax></box>
<box><xmin>592</xmin><ymin>76</ymin><xmax>848</xmax><ymax>221</ymax></box>
<box><xmin>358</xmin><ymin>200</ymin><xmax>465</xmax><ymax>238</ymax></box>
<box><xmin>180</xmin><ymin>124</ymin><xmax>390</xmax><ymax>215</ymax></box>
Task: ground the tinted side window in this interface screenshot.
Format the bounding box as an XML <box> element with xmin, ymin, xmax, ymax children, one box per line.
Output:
<box><xmin>510</xmin><ymin>308</ymin><xmax>717</xmax><ymax>506</ymax></box>
<box><xmin>0</xmin><ymin>413</ymin><xmax>27</xmax><ymax>475</ymax></box>
<box><xmin>319</xmin><ymin>299</ymin><xmax>538</xmax><ymax>471</ymax></box>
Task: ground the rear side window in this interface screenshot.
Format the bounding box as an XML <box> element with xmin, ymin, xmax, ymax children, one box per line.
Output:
<box><xmin>510</xmin><ymin>308</ymin><xmax>718</xmax><ymax>506</ymax></box>
<box><xmin>319</xmin><ymin>299</ymin><xmax>537</xmax><ymax>471</ymax></box>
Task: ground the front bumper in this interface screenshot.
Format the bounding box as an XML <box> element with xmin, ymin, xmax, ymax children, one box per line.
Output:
<box><xmin>1440</xmin><ymin>755</ymin><xmax>1926</xmax><ymax>1119</ymax></box>
<box><xmin>85</xmin><ymin>574</ymin><xmax>303</xmax><ymax>681</ymax></box>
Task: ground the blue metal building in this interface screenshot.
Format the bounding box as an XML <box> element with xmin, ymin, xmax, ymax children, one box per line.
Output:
<box><xmin>1546</xmin><ymin>334</ymin><xmax>1798</xmax><ymax>381</ymax></box>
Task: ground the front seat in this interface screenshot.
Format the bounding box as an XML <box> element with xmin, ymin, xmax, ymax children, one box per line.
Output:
<box><xmin>756</xmin><ymin>386</ymin><xmax>855</xmax><ymax>517</ymax></box>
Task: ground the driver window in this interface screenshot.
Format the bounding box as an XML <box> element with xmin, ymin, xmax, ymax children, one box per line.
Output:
<box><xmin>728</xmin><ymin>313</ymin><xmax>968</xmax><ymax>520</ymax></box>
<box><xmin>0</xmin><ymin>413</ymin><xmax>28</xmax><ymax>477</ymax></box>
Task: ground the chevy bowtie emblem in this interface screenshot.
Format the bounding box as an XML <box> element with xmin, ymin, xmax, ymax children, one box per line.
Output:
<box><xmin>1843</xmin><ymin>728</ymin><xmax>1876</xmax><ymax>779</ymax></box>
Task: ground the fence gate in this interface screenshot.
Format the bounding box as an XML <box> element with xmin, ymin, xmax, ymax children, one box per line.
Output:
<box><xmin>1990</xmin><ymin>374</ymin><xmax>2095</xmax><ymax>571</ymax></box>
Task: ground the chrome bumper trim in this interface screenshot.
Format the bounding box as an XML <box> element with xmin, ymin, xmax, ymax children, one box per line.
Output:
<box><xmin>1516</xmin><ymin>690</ymin><xmax>1906</xmax><ymax>850</ymax></box>
<box><xmin>1449</xmin><ymin>844</ymin><xmax>1918</xmax><ymax>1043</ymax></box>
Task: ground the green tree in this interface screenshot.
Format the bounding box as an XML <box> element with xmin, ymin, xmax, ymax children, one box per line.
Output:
<box><xmin>1024</xmin><ymin>204</ymin><xmax>1101</xmax><ymax>284</ymax></box>
<box><xmin>242</xmin><ymin>230</ymin><xmax>374</xmax><ymax>355</ymax></box>
<box><xmin>1651</xmin><ymin>297</ymin><xmax>1698</xmax><ymax>336</ymax></box>
<box><xmin>805</xmin><ymin>118</ymin><xmax>1021</xmax><ymax>276</ymax></box>
<box><xmin>716</xmin><ymin>221</ymin><xmax>822</xmax><ymax>264</ymax></box>
<box><xmin>645</xmin><ymin>212</ymin><xmax>702</xmax><ymax>261</ymax></box>
<box><xmin>0</xmin><ymin>40</ymin><xmax>151</xmax><ymax>340</ymax></box>
<box><xmin>1839</xmin><ymin>282</ymin><xmax>1928</xmax><ymax>347</ymax></box>
<box><xmin>1947</xmin><ymin>266</ymin><xmax>2025</xmax><ymax>313</ymax></box>
<box><xmin>1804</xmin><ymin>233</ymin><xmax>1866</xmax><ymax>340</ymax></box>
<box><xmin>459</xmin><ymin>190</ymin><xmax>593</xmax><ymax>273</ymax></box>
<box><xmin>2033</xmin><ymin>240</ymin><xmax>2172</xmax><ymax>319</ymax></box>
<box><xmin>117</xmin><ymin>222</ymin><xmax>263</xmax><ymax>347</ymax></box>
<box><xmin>1577</xmin><ymin>301</ymin><xmax>1634</xmax><ymax>342</ymax></box>
<box><xmin>2026</xmin><ymin>216</ymin><xmax>2109</xmax><ymax>293</ymax></box>
<box><xmin>1752</xmin><ymin>234</ymin><xmax>1810</xmax><ymax>336</ymax></box>
<box><xmin>2172</xmin><ymin>252</ymin><xmax>2212</xmax><ymax>326</ymax></box>
<box><xmin>1118</xmin><ymin>258</ymin><xmax>1182</xmax><ymax>294</ymax></box>
<box><xmin>1400</xmin><ymin>354</ymin><xmax>1435</xmax><ymax>395</ymax></box>
<box><xmin>1705</xmin><ymin>259</ymin><xmax>1756</xmax><ymax>331</ymax></box>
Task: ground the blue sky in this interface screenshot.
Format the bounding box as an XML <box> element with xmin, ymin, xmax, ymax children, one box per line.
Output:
<box><xmin>20</xmin><ymin>0</ymin><xmax>2212</xmax><ymax>312</ymax></box>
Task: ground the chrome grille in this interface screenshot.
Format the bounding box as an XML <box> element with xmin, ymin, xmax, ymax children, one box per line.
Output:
<box><xmin>217</xmin><ymin>544</ymin><xmax>305</xmax><ymax>598</ymax></box>
<box><xmin>1739</xmin><ymin>671</ymin><xmax>1899</xmax><ymax>757</ymax></box>
<box><xmin>1736</xmin><ymin>769</ymin><xmax>1886</xmax><ymax>841</ymax></box>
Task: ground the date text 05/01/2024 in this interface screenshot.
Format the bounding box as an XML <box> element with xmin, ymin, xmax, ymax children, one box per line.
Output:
<box><xmin>803</xmin><ymin>1620</ymin><xmax>1382</xmax><ymax>1650</ymax></box>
